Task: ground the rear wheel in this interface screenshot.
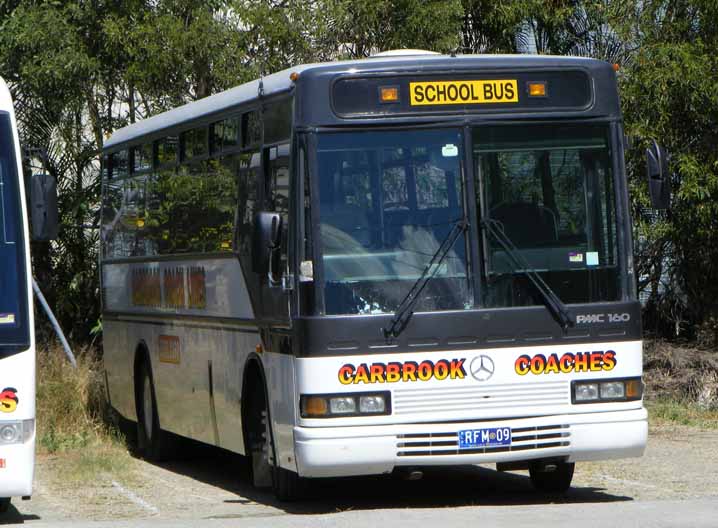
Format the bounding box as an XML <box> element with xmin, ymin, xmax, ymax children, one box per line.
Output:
<box><xmin>136</xmin><ymin>359</ymin><xmax>173</xmax><ymax>461</ymax></box>
<box><xmin>529</xmin><ymin>461</ymin><xmax>575</xmax><ymax>493</ymax></box>
<box><xmin>0</xmin><ymin>498</ymin><xmax>10</xmax><ymax>513</ymax></box>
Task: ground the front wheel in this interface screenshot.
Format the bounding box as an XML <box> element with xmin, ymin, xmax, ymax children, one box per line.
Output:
<box><xmin>529</xmin><ymin>461</ymin><xmax>575</xmax><ymax>493</ymax></box>
<box><xmin>247</xmin><ymin>382</ymin><xmax>303</xmax><ymax>501</ymax></box>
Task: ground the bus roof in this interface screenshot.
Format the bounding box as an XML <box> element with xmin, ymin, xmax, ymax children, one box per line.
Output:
<box><xmin>104</xmin><ymin>54</ymin><xmax>612</xmax><ymax>151</ymax></box>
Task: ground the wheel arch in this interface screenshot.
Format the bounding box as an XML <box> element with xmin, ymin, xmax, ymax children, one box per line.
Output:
<box><xmin>241</xmin><ymin>353</ymin><xmax>271</xmax><ymax>455</ymax></box>
<box><xmin>133</xmin><ymin>340</ymin><xmax>151</xmax><ymax>420</ymax></box>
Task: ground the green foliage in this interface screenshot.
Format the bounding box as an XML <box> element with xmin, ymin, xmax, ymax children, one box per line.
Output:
<box><xmin>0</xmin><ymin>0</ymin><xmax>716</xmax><ymax>343</ymax></box>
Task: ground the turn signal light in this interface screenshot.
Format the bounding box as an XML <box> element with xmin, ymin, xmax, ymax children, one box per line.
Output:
<box><xmin>301</xmin><ymin>396</ymin><xmax>329</xmax><ymax>417</ymax></box>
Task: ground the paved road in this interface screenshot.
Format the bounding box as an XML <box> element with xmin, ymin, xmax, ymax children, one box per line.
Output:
<box><xmin>1</xmin><ymin>425</ymin><xmax>716</xmax><ymax>526</ymax></box>
<box><xmin>5</xmin><ymin>497</ymin><xmax>718</xmax><ymax>528</ymax></box>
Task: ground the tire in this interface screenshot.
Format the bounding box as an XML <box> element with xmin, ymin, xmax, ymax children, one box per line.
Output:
<box><xmin>529</xmin><ymin>461</ymin><xmax>575</xmax><ymax>493</ymax></box>
<box><xmin>247</xmin><ymin>381</ymin><xmax>303</xmax><ymax>501</ymax></box>
<box><xmin>136</xmin><ymin>360</ymin><xmax>173</xmax><ymax>461</ymax></box>
<box><xmin>273</xmin><ymin>466</ymin><xmax>301</xmax><ymax>502</ymax></box>
<box><xmin>0</xmin><ymin>498</ymin><xmax>10</xmax><ymax>513</ymax></box>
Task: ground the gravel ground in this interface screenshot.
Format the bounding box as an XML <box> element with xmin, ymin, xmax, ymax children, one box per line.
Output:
<box><xmin>3</xmin><ymin>423</ymin><xmax>717</xmax><ymax>524</ymax></box>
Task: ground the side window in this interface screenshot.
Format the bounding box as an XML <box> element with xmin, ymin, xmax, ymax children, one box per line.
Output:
<box><xmin>132</xmin><ymin>144</ymin><xmax>152</xmax><ymax>173</ymax></box>
<box><xmin>210</xmin><ymin>117</ymin><xmax>239</xmax><ymax>154</ymax></box>
<box><xmin>103</xmin><ymin>175</ymin><xmax>146</xmax><ymax>258</ymax></box>
<box><xmin>236</xmin><ymin>150</ymin><xmax>259</xmax><ymax>255</ymax></box>
<box><xmin>264</xmin><ymin>99</ymin><xmax>292</xmax><ymax>145</ymax></box>
<box><xmin>242</xmin><ymin>110</ymin><xmax>261</xmax><ymax>149</ymax></box>
<box><xmin>181</xmin><ymin>127</ymin><xmax>208</xmax><ymax>160</ymax></box>
<box><xmin>156</xmin><ymin>136</ymin><xmax>179</xmax><ymax>166</ymax></box>
<box><xmin>265</xmin><ymin>143</ymin><xmax>290</xmax><ymax>215</ymax></box>
<box><xmin>264</xmin><ymin>143</ymin><xmax>290</xmax><ymax>274</ymax></box>
<box><xmin>110</xmin><ymin>149</ymin><xmax>129</xmax><ymax>179</ymax></box>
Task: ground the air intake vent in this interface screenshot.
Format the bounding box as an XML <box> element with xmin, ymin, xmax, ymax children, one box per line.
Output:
<box><xmin>396</xmin><ymin>424</ymin><xmax>570</xmax><ymax>457</ymax></box>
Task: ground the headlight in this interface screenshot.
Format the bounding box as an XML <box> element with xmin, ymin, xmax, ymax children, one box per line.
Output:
<box><xmin>572</xmin><ymin>377</ymin><xmax>643</xmax><ymax>404</ymax></box>
<box><xmin>574</xmin><ymin>382</ymin><xmax>599</xmax><ymax>402</ymax></box>
<box><xmin>0</xmin><ymin>420</ymin><xmax>33</xmax><ymax>444</ymax></box>
<box><xmin>301</xmin><ymin>392</ymin><xmax>391</xmax><ymax>418</ymax></box>
<box><xmin>329</xmin><ymin>397</ymin><xmax>356</xmax><ymax>414</ymax></box>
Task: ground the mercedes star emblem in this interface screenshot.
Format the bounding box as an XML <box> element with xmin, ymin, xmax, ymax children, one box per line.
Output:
<box><xmin>469</xmin><ymin>355</ymin><xmax>495</xmax><ymax>382</ymax></box>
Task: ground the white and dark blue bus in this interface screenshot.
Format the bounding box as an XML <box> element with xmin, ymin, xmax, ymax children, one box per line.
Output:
<box><xmin>0</xmin><ymin>77</ymin><xmax>38</xmax><ymax>512</ymax></box>
<box><xmin>101</xmin><ymin>52</ymin><xmax>661</xmax><ymax>500</ymax></box>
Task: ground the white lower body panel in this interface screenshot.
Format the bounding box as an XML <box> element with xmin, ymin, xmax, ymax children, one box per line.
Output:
<box><xmin>294</xmin><ymin>408</ymin><xmax>647</xmax><ymax>478</ymax></box>
<box><xmin>0</xmin><ymin>438</ymin><xmax>34</xmax><ymax>497</ymax></box>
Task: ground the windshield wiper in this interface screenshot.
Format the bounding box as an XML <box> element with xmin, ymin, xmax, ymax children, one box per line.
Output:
<box><xmin>382</xmin><ymin>218</ymin><xmax>468</xmax><ymax>340</ymax></box>
<box><xmin>481</xmin><ymin>219</ymin><xmax>574</xmax><ymax>331</ymax></box>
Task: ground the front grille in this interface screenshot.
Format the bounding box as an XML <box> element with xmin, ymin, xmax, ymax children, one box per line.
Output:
<box><xmin>392</xmin><ymin>380</ymin><xmax>569</xmax><ymax>416</ymax></box>
<box><xmin>396</xmin><ymin>424</ymin><xmax>570</xmax><ymax>457</ymax></box>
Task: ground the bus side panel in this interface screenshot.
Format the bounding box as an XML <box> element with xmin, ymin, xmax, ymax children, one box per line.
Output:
<box><xmin>103</xmin><ymin>319</ymin><xmax>137</xmax><ymax>421</ymax></box>
<box><xmin>263</xmin><ymin>351</ymin><xmax>298</xmax><ymax>472</ymax></box>
<box><xmin>212</xmin><ymin>329</ymin><xmax>262</xmax><ymax>454</ymax></box>
<box><xmin>103</xmin><ymin>257</ymin><xmax>259</xmax><ymax>451</ymax></box>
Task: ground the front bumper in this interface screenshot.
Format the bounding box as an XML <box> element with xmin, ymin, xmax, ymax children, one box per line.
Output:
<box><xmin>294</xmin><ymin>408</ymin><xmax>647</xmax><ymax>478</ymax></box>
<box><xmin>0</xmin><ymin>439</ymin><xmax>34</xmax><ymax>497</ymax></box>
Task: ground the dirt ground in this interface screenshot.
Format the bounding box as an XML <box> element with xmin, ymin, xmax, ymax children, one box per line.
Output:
<box><xmin>2</xmin><ymin>421</ymin><xmax>716</xmax><ymax>524</ymax></box>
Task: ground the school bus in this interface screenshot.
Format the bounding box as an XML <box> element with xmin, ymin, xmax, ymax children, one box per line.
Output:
<box><xmin>101</xmin><ymin>52</ymin><xmax>647</xmax><ymax>500</ymax></box>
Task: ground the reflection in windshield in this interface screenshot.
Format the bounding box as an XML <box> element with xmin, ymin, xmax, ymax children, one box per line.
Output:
<box><xmin>316</xmin><ymin>129</ymin><xmax>471</xmax><ymax>315</ymax></box>
<box><xmin>475</xmin><ymin>124</ymin><xmax>620</xmax><ymax>306</ymax></box>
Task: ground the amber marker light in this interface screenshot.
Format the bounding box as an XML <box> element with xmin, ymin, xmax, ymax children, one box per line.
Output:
<box><xmin>625</xmin><ymin>379</ymin><xmax>643</xmax><ymax>399</ymax></box>
<box><xmin>527</xmin><ymin>81</ymin><xmax>547</xmax><ymax>97</ymax></box>
<box><xmin>301</xmin><ymin>396</ymin><xmax>329</xmax><ymax>417</ymax></box>
<box><xmin>289</xmin><ymin>72</ymin><xmax>299</xmax><ymax>82</ymax></box>
<box><xmin>379</xmin><ymin>86</ymin><xmax>400</xmax><ymax>103</ymax></box>
<box><xmin>613</xmin><ymin>63</ymin><xmax>620</xmax><ymax>72</ymax></box>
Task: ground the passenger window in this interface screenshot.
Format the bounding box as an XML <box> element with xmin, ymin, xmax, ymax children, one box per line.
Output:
<box><xmin>155</xmin><ymin>136</ymin><xmax>179</xmax><ymax>166</ymax></box>
<box><xmin>242</xmin><ymin>110</ymin><xmax>261</xmax><ymax>148</ymax></box>
<box><xmin>236</xmin><ymin>151</ymin><xmax>259</xmax><ymax>255</ymax></box>
<box><xmin>264</xmin><ymin>99</ymin><xmax>292</xmax><ymax>144</ymax></box>
<box><xmin>111</xmin><ymin>150</ymin><xmax>129</xmax><ymax>179</ymax></box>
<box><xmin>210</xmin><ymin>117</ymin><xmax>240</xmax><ymax>154</ymax></box>
<box><xmin>181</xmin><ymin>127</ymin><xmax>208</xmax><ymax>160</ymax></box>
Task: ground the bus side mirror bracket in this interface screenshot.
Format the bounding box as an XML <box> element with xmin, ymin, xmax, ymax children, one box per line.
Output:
<box><xmin>30</xmin><ymin>173</ymin><xmax>59</xmax><ymax>241</ymax></box>
<box><xmin>252</xmin><ymin>211</ymin><xmax>283</xmax><ymax>283</ymax></box>
<box><xmin>646</xmin><ymin>140</ymin><xmax>670</xmax><ymax>210</ymax></box>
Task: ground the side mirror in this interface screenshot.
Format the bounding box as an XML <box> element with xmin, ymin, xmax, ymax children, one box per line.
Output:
<box><xmin>646</xmin><ymin>140</ymin><xmax>670</xmax><ymax>209</ymax></box>
<box><xmin>30</xmin><ymin>173</ymin><xmax>59</xmax><ymax>240</ymax></box>
<box><xmin>252</xmin><ymin>211</ymin><xmax>283</xmax><ymax>280</ymax></box>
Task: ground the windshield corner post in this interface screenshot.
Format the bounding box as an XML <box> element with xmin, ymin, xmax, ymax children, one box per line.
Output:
<box><xmin>462</xmin><ymin>125</ymin><xmax>481</xmax><ymax>309</ymax></box>
<box><xmin>306</xmin><ymin>132</ymin><xmax>326</xmax><ymax>315</ymax></box>
<box><xmin>612</xmin><ymin>122</ymin><xmax>633</xmax><ymax>302</ymax></box>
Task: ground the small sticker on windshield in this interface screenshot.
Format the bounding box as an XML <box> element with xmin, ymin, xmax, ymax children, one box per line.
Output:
<box><xmin>442</xmin><ymin>144</ymin><xmax>458</xmax><ymax>157</ymax></box>
<box><xmin>586</xmin><ymin>252</ymin><xmax>599</xmax><ymax>266</ymax></box>
<box><xmin>569</xmin><ymin>252</ymin><xmax>583</xmax><ymax>263</ymax></box>
<box><xmin>0</xmin><ymin>314</ymin><xmax>15</xmax><ymax>324</ymax></box>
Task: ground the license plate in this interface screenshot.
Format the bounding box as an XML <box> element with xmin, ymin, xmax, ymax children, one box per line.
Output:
<box><xmin>458</xmin><ymin>427</ymin><xmax>512</xmax><ymax>449</ymax></box>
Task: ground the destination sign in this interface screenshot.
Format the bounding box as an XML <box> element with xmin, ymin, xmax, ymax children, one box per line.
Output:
<box><xmin>331</xmin><ymin>70</ymin><xmax>592</xmax><ymax>117</ymax></box>
<box><xmin>409</xmin><ymin>80</ymin><xmax>519</xmax><ymax>106</ymax></box>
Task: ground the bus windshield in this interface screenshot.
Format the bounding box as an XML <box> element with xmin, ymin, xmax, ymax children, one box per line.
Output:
<box><xmin>475</xmin><ymin>123</ymin><xmax>620</xmax><ymax>306</ymax></box>
<box><xmin>0</xmin><ymin>113</ymin><xmax>29</xmax><ymax>349</ymax></box>
<box><xmin>316</xmin><ymin>128</ymin><xmax>472</xmax><ymax>315</ymax></box>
